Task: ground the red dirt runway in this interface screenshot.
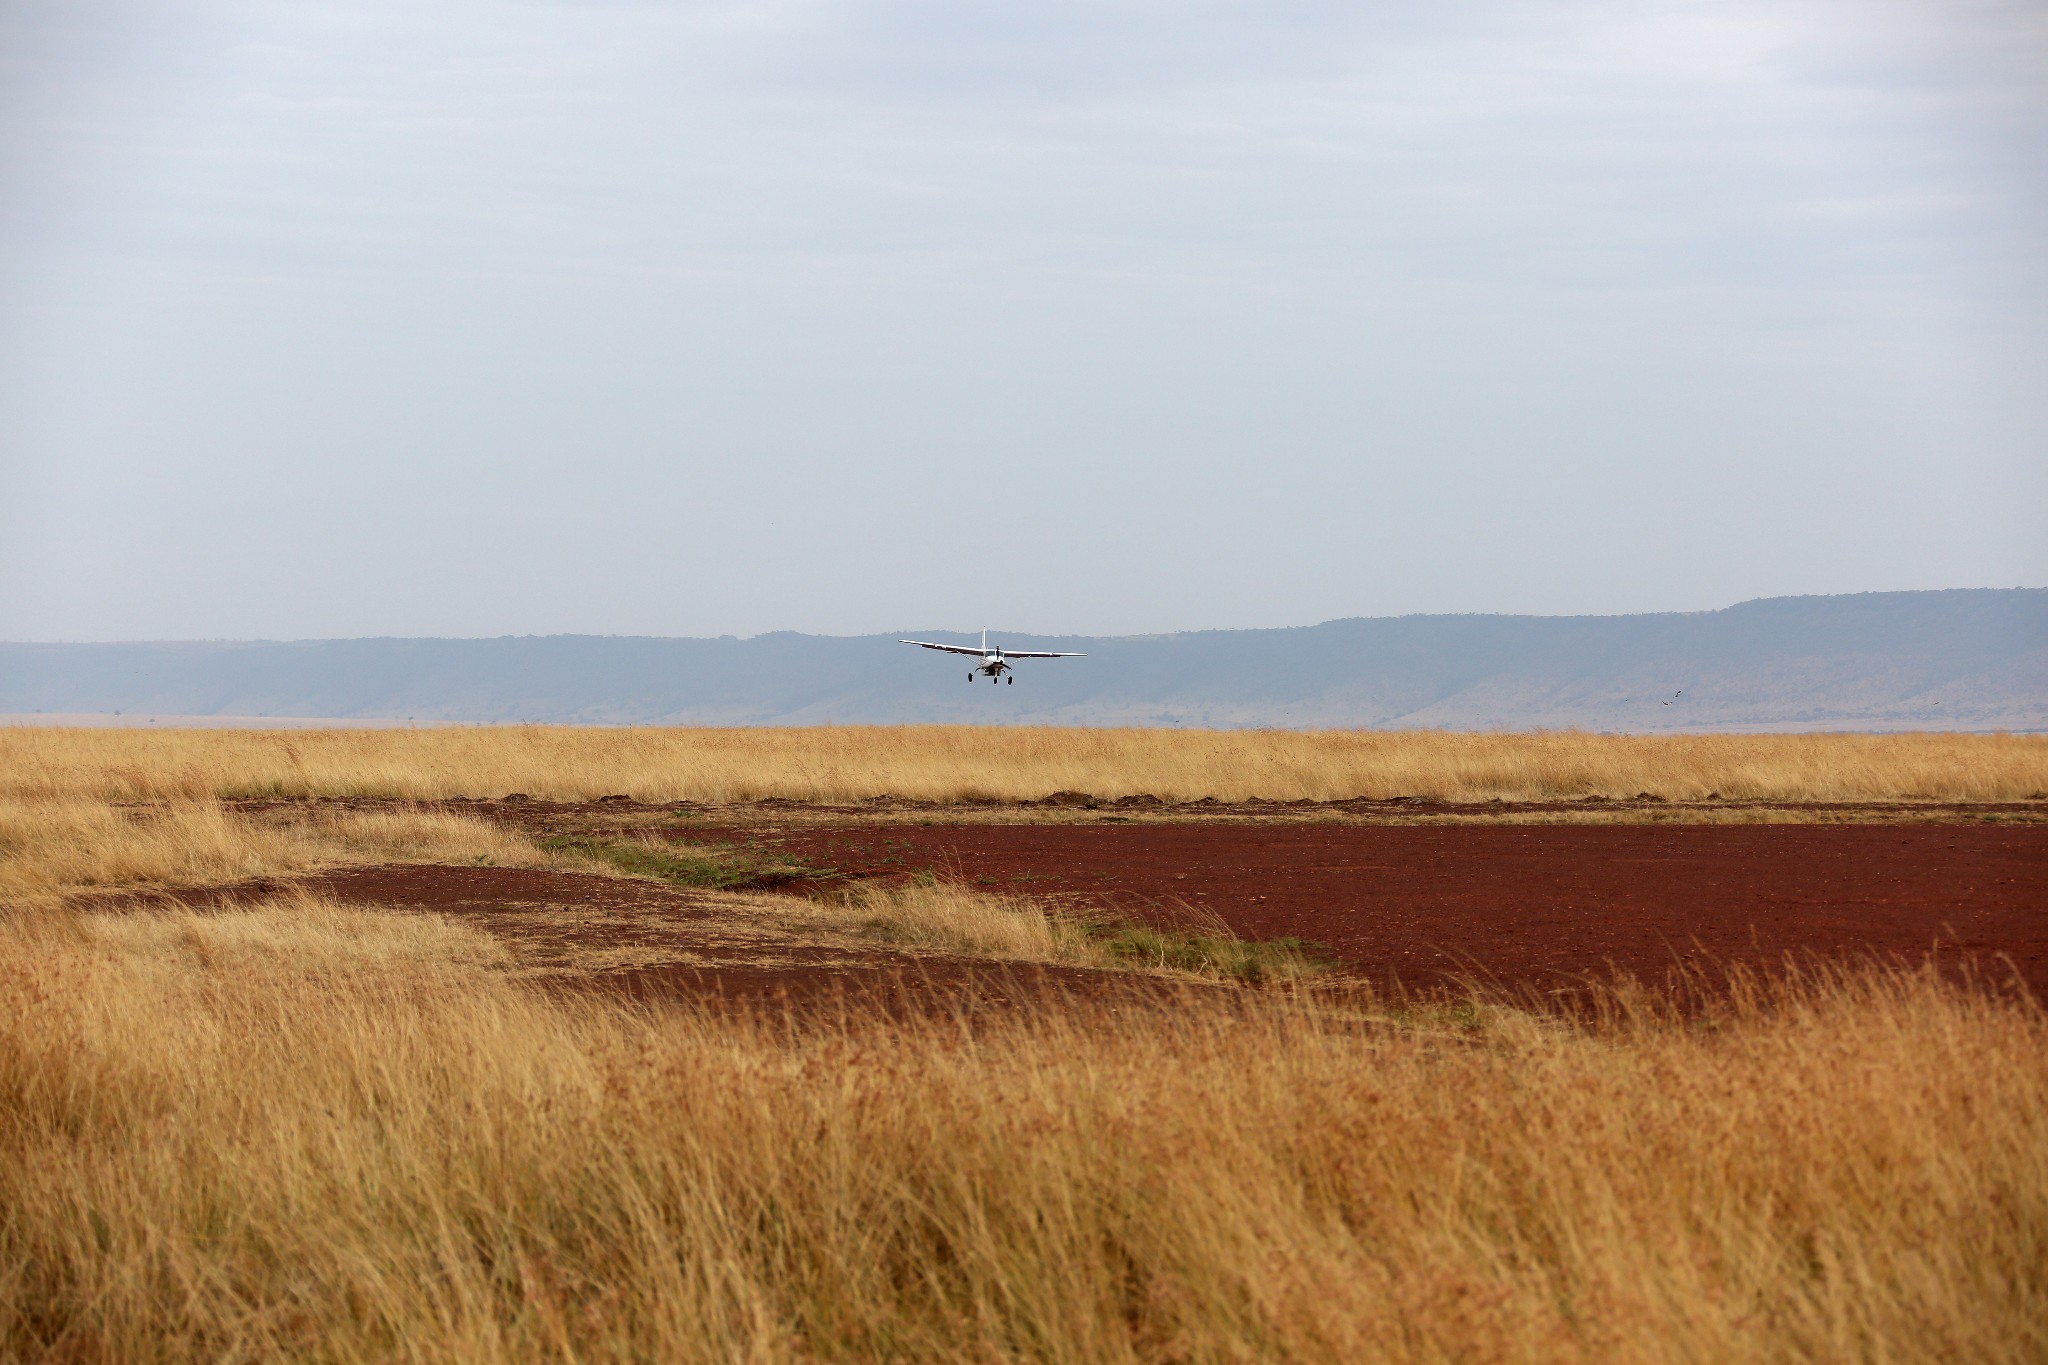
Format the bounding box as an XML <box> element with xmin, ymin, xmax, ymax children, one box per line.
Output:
<box><xmin>708</xmin><ymin>822</ymin><xmax>2047</xmax><ymax>994</ymax></box>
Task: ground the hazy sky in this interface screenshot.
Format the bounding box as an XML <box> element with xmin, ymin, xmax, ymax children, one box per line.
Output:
<box><xmin>3</xmin><ymin>0</ymin><xmax>2043</xmax><ymax>641</ymax></box>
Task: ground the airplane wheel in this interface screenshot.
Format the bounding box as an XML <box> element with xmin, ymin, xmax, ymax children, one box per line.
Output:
<box><xmin>1006</xmin><ymin>677</ymin><xmax>1013</xmax><ymax>685</ymax></box>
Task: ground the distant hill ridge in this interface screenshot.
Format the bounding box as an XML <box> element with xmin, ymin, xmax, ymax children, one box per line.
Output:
<box><xmin>3</xmin><ymin>589</ymin><xmax>2043</xmax><ymax>731</ymax></box>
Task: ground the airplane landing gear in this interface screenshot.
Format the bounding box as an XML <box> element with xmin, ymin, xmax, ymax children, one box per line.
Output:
<box><xmin>1006</xmin><ymin>676</ymin><xmax>1013</xmax><ymax>684</ymax></box>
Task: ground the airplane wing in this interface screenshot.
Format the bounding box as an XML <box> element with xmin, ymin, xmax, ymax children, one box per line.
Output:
<box><xmin>993</xmin><ymin>650</ymin><xmax>1087</xmax><ymax>659</ymax></box>
<box><xmin>900</xmin><ymin>640</ymin><xmax>988</xmax><ymax>657</ymax></box>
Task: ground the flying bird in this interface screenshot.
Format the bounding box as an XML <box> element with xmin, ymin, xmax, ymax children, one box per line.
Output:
<box><xmin>900</xmin><ymin>628</ymin><xmax>1086</xmax><ymax>685</ymax></box>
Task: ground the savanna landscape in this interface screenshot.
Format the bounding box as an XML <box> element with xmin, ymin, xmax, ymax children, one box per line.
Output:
<box><xmin>13</xmin><ymin>0</ymin><xmax>2047</xmax><ymax>1357</ymax></box>
<box><xmin>4</xmin><ymin>724</ymin><xmax>2045</xmax><ymax>1362</ymax></box>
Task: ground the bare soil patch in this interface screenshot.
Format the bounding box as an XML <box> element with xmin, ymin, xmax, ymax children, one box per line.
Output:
<box><xmin>467</xmin><ymin>793</ymin><xmax>2048</xmax><ymax>829</ymax></box>
<box><xmin>654</xmin><ymin>821</ymin><xmax>2048</xmax><ymax>996</ymax></box>
<box><xmin>125</xmin><ymin>863</ymin><xmax>1192</xmax><ymax>1018</ymax></box>
<box><xmin>108</xmin><ymin>800</ymin><xmax>2047</xmax><ymax>1006</ymax></box>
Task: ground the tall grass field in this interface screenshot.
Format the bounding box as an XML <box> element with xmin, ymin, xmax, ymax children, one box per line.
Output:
<box><xmin>3</xmin><ymin>726</ymin><xmax>2043</xmax><ymax>1361</ymax></box>
<box><xmin>5</xmin><ymin>724</ymin><xmax>2045</xmax><ymax>803</ymax></box>
<box><xmin>1</xmin><ymin>897</ymin><xmax>2042</xmax><ymax>1363</ymax></box>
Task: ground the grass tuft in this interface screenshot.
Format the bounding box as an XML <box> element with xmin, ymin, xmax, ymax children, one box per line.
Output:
<box><xmin>0</xmin><ymin>796</ymin><xmax>547</xmax><ymax>904</ymax></box>
<box><xmin>1087</xmin><ymin>922</ymin><xmax>1330</xmax><ymax>983</ymax></box>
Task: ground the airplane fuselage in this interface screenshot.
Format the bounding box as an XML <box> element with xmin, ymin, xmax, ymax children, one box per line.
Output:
<box><xmin>897</xmin><ymin>630</ymin><xmax>1083</xmax><ymax>684</ymax></box>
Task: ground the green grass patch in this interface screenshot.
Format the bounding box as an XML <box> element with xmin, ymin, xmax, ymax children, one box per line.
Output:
<box><xmin>1084</xmin><ymin>922</ymin><xmax>1333</xmax><ymax>985</ymax></box>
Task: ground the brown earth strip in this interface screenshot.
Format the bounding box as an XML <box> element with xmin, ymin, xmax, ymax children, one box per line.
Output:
<box><xmin>600</xmin><ymin>795</ymin><xmax>2048</xmax><ymax>828</ymax></box>
<box><xmin>111</xmin><ymin>863</ymin><xmax>1195</xmax><ymax>1018</ymax></box>
<box><xmin>658</xmin><ymin>821</ymin><xmax>2048</xmax><ymax>997</ymax></box>
<box><xmin>102</xmin><ymin>802</ymin><xmax>2048</xmax><ymax>1005</ymax></box>
<box><xmin>231</xmin><ymin>793</ymin><xmax>2048</xmax><ymax>830</ymax></box>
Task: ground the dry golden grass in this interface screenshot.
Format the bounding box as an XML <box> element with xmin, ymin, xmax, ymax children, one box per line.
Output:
<box><xmin>4</xmin><ymin>724</ymin><xmax>2044</xmax><ymax>804</ymax></box>
<box><xmin>1</xmin><ymin>896</ymin><xmax>2041</xmax><ymax>1363</ymax></box>
<box><xmin>810</xmin><ymin>880</ymin><xmax>1318</xmax><ymax>981</ymax></box>
<box><xmin>783</xmin><ymin>877</ymin><xmax>1104</xmax><ymax>964</ymax></box>
<box><xmin>0</xmin><ymin>797</ymin><xmax>547</xmax><ymax>904</ymax></box>
<box><xmin>3</xmin><ymin>732</ymin><xmax>2040</xmax><ymax>1357</ymax></box>
<box><xmin>21</xmin><ymin>887</ymin><xmax>516</xmax><ymax>978</ymax></box>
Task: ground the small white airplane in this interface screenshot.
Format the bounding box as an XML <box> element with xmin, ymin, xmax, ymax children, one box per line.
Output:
<box><xmin>899</xmin><ymin>628</ymin><xmax>1086</xmax><ymax>684</ymax></box>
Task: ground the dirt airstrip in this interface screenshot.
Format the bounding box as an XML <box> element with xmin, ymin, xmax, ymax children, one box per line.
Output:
<box><xmin>155</xmin><ymin>860</ymin><xmax>1205</xmax><ymax>1018</ymax></box>
<box><xmin>192</xmin><ymin>798</ymin><xmax>2043</xmax><ymax>1007</ymax></box>
<box><xmin>683</xmin><ymin>819</ymin><xmax>2047</xmax><ymax>996</ymax></box>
